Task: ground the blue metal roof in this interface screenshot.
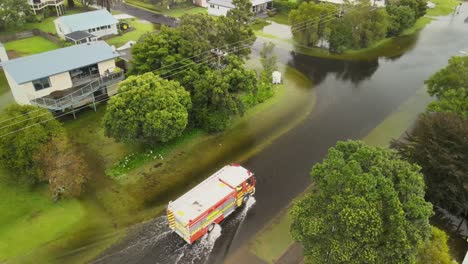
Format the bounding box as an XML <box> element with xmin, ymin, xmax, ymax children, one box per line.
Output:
<box><xmin>55</xmin><ymin>9</ymin><xmax>118</xmax><ymax>32</ymax></box>
<box><xmin>2</xmin><ymin>41</ymin><xmax>119</xmax><ymax>84</ymax></box>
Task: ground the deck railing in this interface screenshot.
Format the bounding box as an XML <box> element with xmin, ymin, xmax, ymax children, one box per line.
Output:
<box><xmin>29</xmin><ymin>0</ymin><xmax>63</xmax><ymax>10</ymax></box>
<box><xmin>30</xmin><ymin>71</ymin><xmax>124</xmax><ymax>111</ymax></box>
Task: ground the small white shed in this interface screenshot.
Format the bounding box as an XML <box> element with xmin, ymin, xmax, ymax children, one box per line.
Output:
<box><xmin>272</xmin><ymin>71</ymin><xmax>282</xmax><ymax>84</ymax></box>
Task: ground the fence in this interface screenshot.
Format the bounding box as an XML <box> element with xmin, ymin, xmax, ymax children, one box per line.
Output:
<box><xmin>0</xmin><ymin>29</ymin><xmax>62</xmax><ymax>46</ymax></box>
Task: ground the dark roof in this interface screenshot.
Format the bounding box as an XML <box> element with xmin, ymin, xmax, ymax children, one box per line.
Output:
<box><xmin>65</xmin><ymin>31</ymin><xmax>95</xmax><ymax>41</ymax></box>
<box><xmin>2</xmin><ymin>41</ymin><xmax>119</xmax><ymax>84</ymax></box>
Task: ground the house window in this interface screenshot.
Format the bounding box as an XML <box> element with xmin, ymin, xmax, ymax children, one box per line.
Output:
<box><xmin>100</xmin><ymin>26</ymin><xmax>106</xmax><ymax>30</ymax></box>
<box><xmin>210</xmin><ymin>4</ymin><xmax>214</xmax><ymax>7</ymax></box>
<box><xmin>107</xmin><ymin>25</ymin><xmax>111</xmax><ymax>29</ymax></box>
<box><xmin>32</xmin><ymin>77</ymin><xmax>51</xmax><ymax>91</ymax></box>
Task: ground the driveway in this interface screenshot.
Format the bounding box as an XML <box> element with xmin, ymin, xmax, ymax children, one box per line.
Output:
<box><xmin>114</xmin><ymin>3</ymin><xmax>179</xmax><ymax>27</ymax></box>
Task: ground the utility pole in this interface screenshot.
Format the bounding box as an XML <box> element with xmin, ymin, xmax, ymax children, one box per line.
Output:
<box><xmin>210</xmin><ymin>48</ymin><xmax>228</xmax><ymax>74</ymax></box>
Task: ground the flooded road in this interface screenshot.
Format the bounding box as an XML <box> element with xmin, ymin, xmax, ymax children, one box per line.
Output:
<box><xmin>96</xmin><ymin>7</ymin><xmax>468</xmax><ymax>264</ymax></box>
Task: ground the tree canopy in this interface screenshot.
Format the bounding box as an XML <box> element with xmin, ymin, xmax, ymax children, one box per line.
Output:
<box><xmin>0</xmin><ymin>0</ymin><xmax>31</xmax><ymax>30</ymax></box>
<box><xmin>425</xmin><ymin>56</ymin><xmax>468</xmax><ymax>98</ymax></box>
<box><xmin>0</xmin><ymin>105</ymin><xmax>64</xmax><ymax>184</ymax></box>
<box><xmin>289</xmin><ymin>2</ymin><xmax>337</xmax><ymax>47</ymax></box>
<box><xmin>291</xmin><ymin>140</ymin><xmax>432</xmax><ymax>264</ymax></box>
<box><xmin>416</xmin><ymin>226</ymin><xmax>454</xmax><ymax>264</ymax></box>
<box><xmin>392</xmin><ymin>113</ymin><xmax>468</xmax><ymax>219</ymax></box>
<box><xmin>103</xmin><ymin>73</ymin><xmax>191</xmax><ymax>143</ymax></box>
<box><xmin>386</xmin><ymin>5</ymin><xmax>416</xmax><ymax>36</ymax></box>
<box><xmin>427</xmin><ymin>88</ymin><xmax>468</xmax><ymax>119</ymax></box>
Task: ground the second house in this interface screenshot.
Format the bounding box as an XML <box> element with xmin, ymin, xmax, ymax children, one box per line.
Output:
<box><xmin>54</xmin><ymin>9</ymin><xmax>119</xmax><ymax>43</ymax></box>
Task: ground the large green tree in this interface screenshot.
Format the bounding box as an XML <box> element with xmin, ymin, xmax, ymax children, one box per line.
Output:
<box><xmin>386</xmin><ymin>5</ymin><xmax>416</xmax><ymax>36</ymax></box>
<box><xmin>103</xmin><ymin>73</ymin><xmax>191</xmax><ymax>143</ymax></box>
<box><xmin>427</xmin><ymin>88</ymin><xmax>468</xmax><ymax>119</ymax></box>
<box><xmin>221</xmin><ymin>0</ymin><xmax>256</xmax><ymax>58</ymax></box>
<box><xmin>289</xmin><ymin>2</ymin><xmax>337</xmax><ymax>47</ymax></box>
<box><xmin>129</xmin><ymin>27</ymin><xmax>184</xmax><ymax>75</ymax></box>
<box><xmin>392</xmin><ymin>113</ymin><xmax>468</xmax><ymax>221</ymax></box>
<box><xmin>190</xmin><ymin>56</ymin><xmax>257</xmax><ymax>131</ymax></box>
<box><xmin>0</xmin><ymin>0</ymin><xmax>31</xmax><ymax>30</ymax></box>
<box><xmin>0</xmin><ymin>105</ymin><xmax>63</xmax><ymax>184</ymax></box>
<box><xmin>291</xmin><ymin>140</ymin><xmax>432</xmax><ymax>264</ymax></box>
<box><xmin>398</xmin><ymin>0</ymin><xmax>427</xmax><ymax>18</ymax></box>
<box><xmin>425</xmin><ymin>56</ymin><xmax>468</xmax><ymax>98</ymax></box>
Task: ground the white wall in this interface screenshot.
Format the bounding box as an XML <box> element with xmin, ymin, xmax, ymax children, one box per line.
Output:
<box><xmin>5</xmin><ymin>70</ymin><xmax>73</xmax><ymax>105</ymax></box>
<box><xmin>0</xmin><ymin>44</ymin><xmax>8</xmax><ymax>63</ymax></box>
<box><xmin>97</xmin><ymin>59</ymin><xmax>116</xmax><ymax>75</ymax></box>
<box><xmin>54</xmin><ymin>20</ymin><xmax>71</xmax><ymax>39</ymax></box>
<box><xmin>208</xmin><ymin>4</ymin><xmax>231</xmax><ymax>16</ymax></box>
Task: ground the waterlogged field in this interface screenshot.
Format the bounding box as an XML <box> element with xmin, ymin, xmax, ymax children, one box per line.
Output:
<box><xmin>0</xmin><ymin>62</ymin><xmax>315</xmax><ymax>263</ymax></box>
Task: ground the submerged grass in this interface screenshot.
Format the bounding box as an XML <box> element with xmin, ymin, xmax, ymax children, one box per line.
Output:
<box><xmin>250</xmin><ymin>209</ymin><xmax>294</xmax><ymax>264</ymax></box>
<box><xmin>426</xmin><ymin>0</ymin><xmax>461</xmax><ymax>16</ymax></box>
<box><xmin>363</xmin><ymin>87</ymin><xmax>433</xmax><ymax>147</ymax></box>
<box><xmin>106</xmin><ymin>129</ymin><xmax>205</xmax><ymax>179</ymax></box>
<box><xmin>0</xmin><ymin>171</ymin><xmax>85</xmax><ymax>261</ymax></box>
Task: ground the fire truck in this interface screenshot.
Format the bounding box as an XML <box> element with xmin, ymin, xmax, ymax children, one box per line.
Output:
<box><xmin>167</xmin><ymin>164</ymin><xmax>256</xmax><ymax>244</ymax></box>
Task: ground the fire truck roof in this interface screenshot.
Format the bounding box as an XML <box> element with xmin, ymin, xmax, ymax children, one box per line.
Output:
<box><xmin>168</xmin><ymin>165</ymin><xmax>252</xmax><ymax>225</ymax></box>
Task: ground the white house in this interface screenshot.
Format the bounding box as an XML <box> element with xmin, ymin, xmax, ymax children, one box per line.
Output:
<box><xmin>2</xmin><ymin>41</ymin><xmax>124</xmax><ymax>112</ymax></box>
<box><xmin>54</xmin><ymin>9</ymin><xmax>119</xmax><ymax>40</ymax></box>
<box><xmin>27</xmin><ymin>0</ymin><xmax>65</xmax><ymax>16</ymax></box>
<box><xmin>207</xmin><ymin>0</ymin><xmax>272</xmax><ymax>16</ymax></box>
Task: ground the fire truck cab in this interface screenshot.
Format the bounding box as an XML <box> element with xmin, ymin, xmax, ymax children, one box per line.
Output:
<box><xmin>167</xmin><ymin>164</ymin><xmax>255</xmax><ymax>244</ymax></box>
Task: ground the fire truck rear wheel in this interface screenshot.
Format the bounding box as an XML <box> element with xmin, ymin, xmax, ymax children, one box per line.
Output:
<box><xmin>208</xmin><ymin>223</ymin><xmax>216</xmax><ymax>233</ymax></box>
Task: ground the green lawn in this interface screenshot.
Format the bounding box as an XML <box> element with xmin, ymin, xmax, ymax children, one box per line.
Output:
<box><xmin>0</xmin><ymin>9</ymin><xmax>86</xmax><ymax>36</ymax></box>
<box><xmin>106</xmin><ymin>19</ymin><xmax>156</xmax><ymax>47</ymax></box>
<box><xmin>0</xmin><ymin>171</ymin><xmax>85</xmax><ymax>261</ymax></box>
<box><xmin>124</xmin><ymin>0</ymin><xmax>206</xmax><ymax>17</ymax></box>
<box><xmin>4</xmin><ymin>36</ymin><xmax>60</xmax><ymax>56</ymax></box>
<box><xmin>426</xmin><ymin>0</ymin><xmax>461</xmax><ymax>16</ymax></box>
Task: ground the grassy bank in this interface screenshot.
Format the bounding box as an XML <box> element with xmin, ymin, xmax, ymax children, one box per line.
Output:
<box><xmin>4</xmin><ymin>36</ymin><xmax>60</xmax><ymax>56</ymax></box>
<box><xmin>363</xmin><ymin>87</ymin><xmax>433</xmax><ymax>147</ymax></box>
<box><xmin>0</xmin><ymin>171</ymin><xmax>85</xmax><ymax>262</ymax></box>
<box><xmin>427</xmin><ymin>0</ymin><xmax>460</xmax><ymax>16</ymax></box>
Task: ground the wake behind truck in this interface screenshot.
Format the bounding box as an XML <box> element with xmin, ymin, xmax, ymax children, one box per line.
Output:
<box><xmin>167</xmin><ymin>164</ymin><xmax>256</xmax><ymax>244</ymax></box>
